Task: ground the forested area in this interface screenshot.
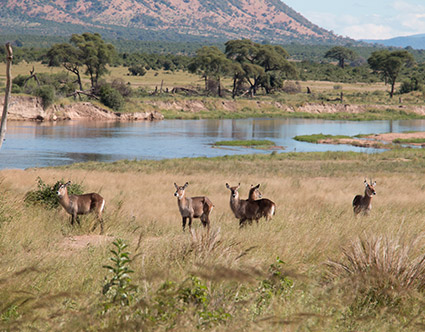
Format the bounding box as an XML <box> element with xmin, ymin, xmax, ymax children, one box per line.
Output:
<box><xmin>2</xmin><ymin>33</ymin><xmax>425</xmax><ymax>111</ymax></box>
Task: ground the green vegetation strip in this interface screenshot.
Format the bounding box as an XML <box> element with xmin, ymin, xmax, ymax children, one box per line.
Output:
<box><xmin>214</xmin><ymin>139</ymin><xmax>276</xmax><ymax>147</ymax></box>
<box><xmin>393</xmin><ymin>138</ymin><xmax>425</xmax><ymax>144</ymax></box>
<box><xmin>293</xmin><ymin>134</ymin><xmax>352</xmax><ymax>143</ymax></box>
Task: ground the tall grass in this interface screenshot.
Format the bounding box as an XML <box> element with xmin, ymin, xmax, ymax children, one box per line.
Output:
<box><xmin>1</xmin><ymin>151</ymin><xmax>425</xmax><ymax>330</ymax></box>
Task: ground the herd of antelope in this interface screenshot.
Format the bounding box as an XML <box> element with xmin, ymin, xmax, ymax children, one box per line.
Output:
<box><xmin>54</xmin><ymin>178</ymin><xmax>376</xmax><ymax>233</ymax></box>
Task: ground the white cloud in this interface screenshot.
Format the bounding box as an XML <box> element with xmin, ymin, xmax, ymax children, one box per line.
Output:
<box><xmin>392</xmin><ymin>1</ymin><xmax>425</xmax><ymax>34</ymax></box>
<box><xmin>342</xmin><ymin>24</ymin><xmax>395</xmax><ymax>40</ymax></box>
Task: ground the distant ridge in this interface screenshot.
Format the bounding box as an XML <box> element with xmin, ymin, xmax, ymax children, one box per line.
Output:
<box><xmin>363</xmin><ymin>34</ymin><xmax>425</xmax><ymax>50</ymax></box>
<box><xmin>2</xmin><ymin>0</ymin><xmax>353</xmax><ymax>44</ymax></box>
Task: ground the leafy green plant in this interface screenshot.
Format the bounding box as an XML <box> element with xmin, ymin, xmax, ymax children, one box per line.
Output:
<box><xmin>24</xmin><ymin>177</ymin><xmax>83</xmax><ymax>209</ymax></box>
<box><xmin>255</xmin><ymin>257</ymin><xmax>293</xmax><ymax>315</ymax></box>
<box><xmin>99</xmin><ymin>84</ymin><xmax>125</xmax><ymax>111</ymax></box>
<box><xmin>102</xmin><ymin>239</ymin><xmax>136</xmax><ymax>310</ymax></box>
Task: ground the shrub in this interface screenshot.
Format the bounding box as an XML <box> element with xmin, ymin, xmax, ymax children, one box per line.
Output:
<box><xmin>282</xmin><ymin>81</ymin><xmax>301</xmax><ymax>94</ymax></box>
<box><xmin>327</xmin><ymin>234</ymin><xmax>425</xmax><ymax>316</ymax></box>
<box><xmin>99</xmin><ymin>85</ymin><xmax>125</xmax><ymax>111</ymax></box>
<box><xmin>34</xmin><ymin>85</ymin><xmax>55</xmax><ymax>109</ymax></box>
<box><xmin>24</xmin><ymin>177</ymin><xmax>83</xmax><ymax>209</ymax></box>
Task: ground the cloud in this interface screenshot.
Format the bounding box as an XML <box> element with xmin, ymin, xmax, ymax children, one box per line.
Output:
<box><xmin>392</xmin><ymin>1</ymin><xmax>425</xmax><ymax>34</ymax></box>
<box><xmin>342</xmin><ymin>24</ymin><xmax>395</xmax><ymax>40</ymax></box>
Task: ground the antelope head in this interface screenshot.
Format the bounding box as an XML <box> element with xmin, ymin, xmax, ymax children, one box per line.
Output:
<box><xmin>174</xmin><ymin>182</ymin><xmax>188</xmax><ymax>199</ymax></box>
<box><xmin>250</xmin><ymin>184</ymin><xmax>262</xmax><ymax>200</ymax></box>
<box><xmin>364</xmin><ymin>179</ymin><xmax>377</xmax><ymax>197</ymax></box>
<box><xmin>57</xmin><ymin>181</ymin><xmax>71</xmax><ymax>198</ymax></box>
<box><xmin>226</xmin><ymin>183</ymin><xmax>240</xmax><ymax>199</ymax></box>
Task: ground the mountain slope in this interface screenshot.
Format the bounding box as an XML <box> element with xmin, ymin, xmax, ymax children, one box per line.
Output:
<box><xmin>2</xmin><ymin>0</ymin><xmax>351</xmax><ymax>44</ymax></box>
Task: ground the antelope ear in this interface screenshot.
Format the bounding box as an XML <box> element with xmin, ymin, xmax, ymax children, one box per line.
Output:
<box><xmin>254</xmin><ymin>184</ymin><xmax>260</xmax><ymax>189</ymax></box>
<box><xmin>364</xmin><ymin>179</ymin><xmax>368</xmax><ymax>186</ymax></box>
<box><xmin>65</xmin><ymin>181</ymin><xmax>71</xmax><ymax>187</ymax></box>
<box><xmin>373</xmin><ymin>181</ymin><xmax>377</xmax><ymax>186</ymax></box>
<box><xmin>236</xmin><ymin>183</ymin><xmax>240</xmax><ymax>190</ymax></box>
<box><xmin>174</xmin><ymin>183</ymin><xmax>178</xmax><ymax>189</ymax></box>
<box><xmin>184</xmin><ymin>182</ymin><xmax>189</xmax><ymax>188</ymax></box>
<box><xmin>226</xmin><ymin>183</ymin><xmax>230</xmax><ymax>189</ymax></box>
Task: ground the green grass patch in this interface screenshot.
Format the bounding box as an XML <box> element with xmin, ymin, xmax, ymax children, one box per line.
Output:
<box><xmin>293</xmin><ymin>134</ymin><xmax>352</xmax><ymax>143</ymax></box>
<box><xmin>214</xmin><ymin>139</ymin><xmax>276</xmax><ymax>147</ymax></box>
<box><xmin>393</xmin><ymin>138</ymin><xmax>425</xmax><ymax>144</ymax></box>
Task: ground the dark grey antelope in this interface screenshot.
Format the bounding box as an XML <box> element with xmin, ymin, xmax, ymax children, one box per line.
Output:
<box><xmin>174</xmin><ymin>182</ymin><xmax>214</xmax><ymax>231</ymax></box>
<box><xmin>248</xmin><ymin>184</ymin><xmax>276</xmax><ymax>221</ymax></box>
<box><xmin>352</xmin><ymin>179</ymin><xmax>376</xmax><ymax>216</ymax></box>
<box><xmin>56</xmin><ymin>181</ymin><xmax>106</xmax><ymax>233</ymax></box>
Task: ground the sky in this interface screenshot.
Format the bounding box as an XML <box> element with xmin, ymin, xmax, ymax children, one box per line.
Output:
<box><xmin>282</xmin><ymin>0</ymin><xmax>425</xmax><ymax>40</ymax></box>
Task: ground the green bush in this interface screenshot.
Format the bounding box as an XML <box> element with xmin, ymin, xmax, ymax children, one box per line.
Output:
<box><xmin>99</xmin><ymin>85</ymin><xmax>125</xmax><ymax>111</ymax></box>
<box><xmin>24</xmin><ymin>177</ymin><xmax>84</xmax><ymax>209</ymax></box>
<box><xmin>34</xmin><ymin>85</ymin><xmax>55</xmax><ymax>109</ymax></box>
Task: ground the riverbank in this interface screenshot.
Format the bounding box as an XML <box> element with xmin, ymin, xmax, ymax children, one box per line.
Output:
<box><xmin>0</xmin><ymin>95</ymin><xmax>163</xmax><ymax>121</ymax></box>
<box><xmin>295</xmin><ymin>132</ymin><xmax>425</xmax><ymax>149</ymax></box>
<box><xmin>3</xmin><ymin>95</ymin><xmax>425</xmax><ymax>121</ymax></box>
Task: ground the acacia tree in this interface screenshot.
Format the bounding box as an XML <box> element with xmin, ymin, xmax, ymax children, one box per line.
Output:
<box><xmin>324</xmin><ymin>46</ymin><xmax>357</xmax><ymax>68</ymax></box>
<box><xmin>368</xmin><ymin>50</ymin><xmax>415</xmax><ymax>98</ymax></box>
<box><xmin>188</xmin><ymin>46</ymin><xmax>233</xmax><ymax>97</ymax></box>
<box><xmin>47</xmin><ymin>33</ymin><xmax>116</xmax><ymax>91</ymax></box>
<box><xmin>70</xmin><ymin>33</ymin><xmax>116</xmax><ymax>88</ymax></box>
<box><xmin>47</xmin><ymin>43</ymin><xmax>84</xmax><ymax>90</ymax></box>
<box><xmin>225</xmin><ymin>39</ymin><xmax>296</xmax><ymax>97</ymax></box>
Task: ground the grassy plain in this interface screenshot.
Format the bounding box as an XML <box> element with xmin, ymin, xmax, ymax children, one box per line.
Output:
<box><xmin>2</xmin><ymin>149</ymin><xmax>425</xmax><ymax>330</ymax></box>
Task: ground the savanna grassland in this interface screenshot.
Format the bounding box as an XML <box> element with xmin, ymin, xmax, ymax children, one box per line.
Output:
<box><xmin>2</xmin><ymin>149</ymin><xmax>425</xmax><ymax>331</ymax></box>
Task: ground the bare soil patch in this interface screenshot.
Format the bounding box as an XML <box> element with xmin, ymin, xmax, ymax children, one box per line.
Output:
<box><xmin>59</xmin><ymin>235</ymin><xmax>113</xmax><ymax>251</ymax></box>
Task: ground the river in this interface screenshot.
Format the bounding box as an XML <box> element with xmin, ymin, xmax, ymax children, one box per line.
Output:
<box><xmin>1</xmin><ymin>118</ymin><xmax>425</xmax><ymax>169</ymax></box>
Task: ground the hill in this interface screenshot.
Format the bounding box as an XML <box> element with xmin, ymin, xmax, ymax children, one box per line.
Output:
<box><xmin>2</xmin><ymin>0</ymin><xmax>352</xmax><ymax>44</ymax></box>
<box><xmin>363</xmin><ymin>34</ymin><xmax>425</xmax><ymax>50</ymax></box>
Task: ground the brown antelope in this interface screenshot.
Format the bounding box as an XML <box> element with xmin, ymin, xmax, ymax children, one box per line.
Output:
<box><xmin>352</xmin><ymin>179</ymin><xmax>376</xmax><ymax>216</ymax></box>
<box><xmin>174</xmin><ymin>182</ymin><xmax>214</xmax><ymax>231</ymax></box>
<box><xmin>56</xmin><ymin>181</ymin><xmax>106</xmax><ymax>233</ymax></box>
<box><xmin>226</xmin><ymin>183</ymin><xmax>260</xmax><ymax>227</ymax></box>
<box><xmin>248</xmin><ymin>184</ymin><xmax>276</xmax><ymax>221</ymax></box>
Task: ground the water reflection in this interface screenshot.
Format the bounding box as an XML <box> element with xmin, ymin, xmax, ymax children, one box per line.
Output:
<box><xmin>2</xmin><ymin>118</ymin><xmax>425</xmax><ymax>170</ymax></box>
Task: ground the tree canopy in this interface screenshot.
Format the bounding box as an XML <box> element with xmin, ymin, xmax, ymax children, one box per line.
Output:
<box><xmin>368</xmin><ymin>49</ymin><xmax>415</xmax><ymax>98</ymax></box>
<box><xmin>324</xmin><ymin>46</ymin><xmax>357</xmax><ymax>68</ymax></box>
<box><xmin>225</xmin><ymin>39</ymin><xmax>296</xmax><ymax>97</ymax></box>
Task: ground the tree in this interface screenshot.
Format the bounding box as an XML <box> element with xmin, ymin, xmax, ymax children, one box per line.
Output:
<box><xmin>324</xmin><ymin>46</ymin><xmax>357</xmax><ymax>68</ymax></box>
<box><xmin>368</xmin><ymin>50</ymin><xmax>415</xmax><ymax>98</ymax></box>
<box><xmin>70</xmin><ymin>33</ymin><xmax>116</xmax><ymax>88</ymax></box>
<box><xmin>188</xmin><ymin>46</ymin><xmax>233</xmax><ymax>97</ymax></box>
<box><xmin>225</xmin><ymin>40</ymin><xmax>296</xmax><ymax>97</ymax></box>
<box><xmin>47</xmin><ymin>43</ymin><xmax>84</xmax><ymax>90</ymax></box>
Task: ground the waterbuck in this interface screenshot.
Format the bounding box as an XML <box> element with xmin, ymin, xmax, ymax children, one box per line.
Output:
<box><xmin>248</xmin><ymin>184</ymin><xmax>276</xmax><ymax>221</ymax></box>
<box><xmin>56</xmin><ymin>181</ymin><xmax>105</xmax><ymax>233</ymax></box>
<box><xmin>226</xmin><ymin>183</ymin><xmax>261</xmax><ymax>227</ymax></box>
<box><xmin>174</xmin><ymin>182</ymin><xmax>214</xmax><ymax>231</ymax></box>
<box><xmin>353</xmin><ymin>179</ymin><xmax>376</xmax><ymax>216</ymax></box>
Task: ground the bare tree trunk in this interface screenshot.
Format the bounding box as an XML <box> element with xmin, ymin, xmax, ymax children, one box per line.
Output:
<box><xmin>0</xmin><ymin>43</ymin><xmax>13</xmax><ymax>150</ymax></box>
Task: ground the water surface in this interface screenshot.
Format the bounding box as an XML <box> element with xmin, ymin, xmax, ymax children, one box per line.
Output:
<box><xmin>1</xmin><ymin>118</ymin><xmax>425</xmax><ymax>169</ymax></box>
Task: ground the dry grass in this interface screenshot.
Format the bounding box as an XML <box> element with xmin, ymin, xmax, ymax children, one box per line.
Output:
<box><xmin>1</xmin><ymin>154</ymin><xmax>425</xmax><ymax>330</ymax></box>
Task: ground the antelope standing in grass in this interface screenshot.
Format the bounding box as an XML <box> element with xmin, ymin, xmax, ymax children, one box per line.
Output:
<box><xmin>56</xmin><ymin>181</ymin><xmax>105</xmax><ymax>233</ymax></box>
<box><xmin>174</xmin><ymin>182</ymin><xmax>214</xmax><ymax>231</ymax></box>
<box><xmin>353</xmin><ymin>179</ymin><xmax>376</xmax><ymax>216</ymax></box>
<box><xmin>226</xmin><ymin>183</ymin><xmax>260</xmax><ymax>227</ymax></box>
<box><xmin>248</xmin><ymin>184</ymin><xmax>276</xmax><ymax>221</ymax></box>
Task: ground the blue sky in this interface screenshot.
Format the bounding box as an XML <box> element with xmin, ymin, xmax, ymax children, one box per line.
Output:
<box><xmin>282</xmin><ymin>0</ymin><xmax>425</xmax><ymax>40</ymax></box>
